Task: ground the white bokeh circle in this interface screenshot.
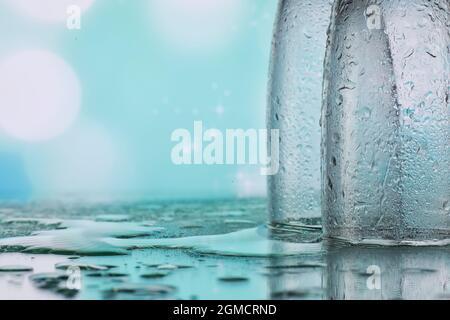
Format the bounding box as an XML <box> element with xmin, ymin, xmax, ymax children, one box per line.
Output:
<box><xmin>5</xmin><ymin>0</ymin><xmax>95</xmax><ymax>22</ymax></box>
<box><xmin>0</xmin><ymin>50</ymin><xmax>81</xmax><ymax>142</ymax></box>
<box><xmin>149</xmin><ymin>0</ymin><xmax>243</xmax><ymax>52</ymax></box>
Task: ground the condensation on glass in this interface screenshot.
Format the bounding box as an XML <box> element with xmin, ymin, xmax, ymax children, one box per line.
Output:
<box><xmin>268</xmin><ymin>0</ymin><xmax>333</xmax><ymax>229</ymax></box>
<box><xmin>322</xmin><ymin>0</ymin><xmax>450</xmax><ymax>243</ymax></box>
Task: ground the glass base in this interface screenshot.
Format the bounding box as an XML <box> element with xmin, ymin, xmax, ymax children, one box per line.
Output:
<box><xmin>268</xmin><ymin>218</ymin><xmax>322</xmax><ymax>243</ymax></box>
<box><xmin>325</xmin><ymin>227</ymin><xmax>450</xmax><ymax>247</ymax></box>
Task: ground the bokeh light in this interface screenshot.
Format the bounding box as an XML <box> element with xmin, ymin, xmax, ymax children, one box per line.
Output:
<box><xmin>148</xmin><ymin>0</ymin><xmax>243</xmax><ymax>53</ymax></box>
<box><xmin>0</xmin><ymin>0</ymin><xmax>277</xmax><ymax>199</ymax></box>
<box><xmin>0</xmin><ymin>50</ymin><xmax>81</xmax><ymax>142</ymax></box>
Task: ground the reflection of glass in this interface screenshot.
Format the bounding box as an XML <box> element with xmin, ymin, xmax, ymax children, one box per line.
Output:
<box><xmin>323</xmin><ymin>0</ymin><xmax>450</xmax><ymax>243</ymax></box>
<box><xmin>326</xmin><ymin>244</ymin><xmax>450</xmax><ymax>300</ymax></box>
<box><xmin>267</xmin><ymin>0</ymin><xmax>332</xmax><ymax>229</ymax></box>
<box><xmin>268</xmin><ymin>243</ymin><xmax>325</xmax><ymax>300</ymax></box>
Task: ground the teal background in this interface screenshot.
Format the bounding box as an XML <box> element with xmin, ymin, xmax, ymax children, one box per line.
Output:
<box><xmin>0</xmin><ymin>0</ymin><xmax>278</xmax><ymax>201</ymax></box>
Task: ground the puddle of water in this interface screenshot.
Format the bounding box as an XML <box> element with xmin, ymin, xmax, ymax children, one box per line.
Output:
<box><xmin>108</xmin><ymin>226</ymin><xmax>322</xmax><ymax>257</ymax></box>
<box><xmin>0</xmin><ymin>265</ymin><xmax>34</xmax><ymax>272</ymax></box>
<box><xmin>0</xmin><ymin>199</ymin><xmax>448</xmax><ymax>300</ymax></box>
<box><xmin>0</xmin><ymin>219</ymin><xmax>162</xmax><ymax>255</ymax></box>
<box><xmin>0</xmin><ymin>253</ymin><xmax>68</xmax><ymax>300</ymax></box>
<box><xmin>0</xmin><ymin>217</ymin><xmax>322</xmax><ymax>258</ymax></box>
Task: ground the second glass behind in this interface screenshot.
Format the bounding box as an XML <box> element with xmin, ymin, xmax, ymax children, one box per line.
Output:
<box><xmin>267</xmin><ymin>0</ymin><xmax>333</xmax><ymax>231</ymax></box>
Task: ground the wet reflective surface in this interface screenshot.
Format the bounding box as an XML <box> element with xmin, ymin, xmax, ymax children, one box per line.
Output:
<box><xmin>0</xmin><ymin>199</ymin><xmax>448</xmax><ymax>300</ymax></box>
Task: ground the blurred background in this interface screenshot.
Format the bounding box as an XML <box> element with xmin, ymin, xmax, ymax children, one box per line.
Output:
<box><xmin>0</xmin><ymin>0</ymin><xmax>277</xmax><ymax>202</ymax></box>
